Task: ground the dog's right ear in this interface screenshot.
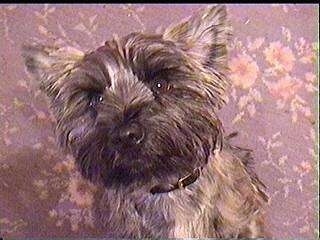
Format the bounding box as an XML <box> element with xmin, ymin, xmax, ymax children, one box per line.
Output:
<box><xmin>22</xmin><ymin>44</ymin><xmax>84</xmax><ymax>98</ymax></box>
<box><xmin>163</xmin><ymin>5</ymin><xmax>232</xmax><ymax>74</ymax></box>
<box><xmin>163</xmin><ymin>5</ymin><xmax>232</xmax><ymax>109</ymax></box>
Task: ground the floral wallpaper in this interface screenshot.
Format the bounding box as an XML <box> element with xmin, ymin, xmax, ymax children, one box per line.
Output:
<box><xmin>0</xmin><ymin>4</ymin><xmax>318</xmax><ymax>239</ymax></box>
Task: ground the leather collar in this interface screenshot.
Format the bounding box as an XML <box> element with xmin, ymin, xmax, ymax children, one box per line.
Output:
<box><xmin>150</xmin><ymin>167</ymin><xmax>202</xmax><ymax>194</ymax></box>
<box><xmin>149</xmin><ymin>130</ymin><xmax>225</xmax><ymax>195</ymax></box>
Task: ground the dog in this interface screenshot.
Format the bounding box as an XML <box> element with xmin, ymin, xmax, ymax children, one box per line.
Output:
<box><xmin>22</xmin><ymin>5</ymin><xmax>268</xmax><ymax>238</ymax></box>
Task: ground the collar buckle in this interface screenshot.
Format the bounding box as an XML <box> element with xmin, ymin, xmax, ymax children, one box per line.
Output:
<box><xmin>177</xmin><ymin>167</ymin><xmax>201</xmax><ymax>189</ymax></box>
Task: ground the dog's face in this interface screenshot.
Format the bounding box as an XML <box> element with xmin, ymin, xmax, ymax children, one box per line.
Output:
<box><xmin>23</xmin><ymin>5</ymin><xmax>231</xmax><ymax>188</ymax></box>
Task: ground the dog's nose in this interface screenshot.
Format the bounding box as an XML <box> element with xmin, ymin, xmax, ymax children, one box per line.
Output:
<box><xmin>119</xmin><ymin>123</ymin><xmax>145</xmax><ymax>146</ymax></box>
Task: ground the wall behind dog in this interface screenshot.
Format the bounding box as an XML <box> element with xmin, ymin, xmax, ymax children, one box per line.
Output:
<box><xmin>0</xmin><ymin>4</ymin><xmax>318</xmax><ymax>239</ymax></box>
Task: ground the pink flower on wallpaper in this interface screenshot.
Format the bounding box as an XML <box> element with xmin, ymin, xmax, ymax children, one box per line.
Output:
<box><xmin>229</xmin><ymin>54</ymin><xmax>259</xmax><ymax>89</ymax></box>
<box><xmin>299</xmin><ymin>50</ymin><xmax>316</xmax><ymax>64</ymax></box>
<box><xmin>264</xmin><ymin>41</ymin><xmax>296</xmax><ymax>72</ymax></box>
<box><xmin>305</xmin><ymin>72</ymin><xmax>316</xmax><ymax>83</ymax></box>
<box><xmin>268</xmin><ymin>75</ymin><xmax>301</xmax><ymax>101</ymax></box>
<box><xmin>293</xmin><ymin>160</ymin><xmax>312</xmax><ymax>176</ymax></box>
<box><xmin>68</xmin><ymin>174</ymin><xmax>96</xmax><ymax>208</ymax></box>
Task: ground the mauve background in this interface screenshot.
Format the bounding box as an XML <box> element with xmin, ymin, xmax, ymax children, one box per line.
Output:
<box><xmin>0</xmin><ymin>4</ymin><xmax>318</xmax><ymax>239</ymax></box>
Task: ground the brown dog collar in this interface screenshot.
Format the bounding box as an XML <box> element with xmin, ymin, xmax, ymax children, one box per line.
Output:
<box><xmin>150</xmin><ymin>167</ymin><xmax>202</xmax><ymax>194</ymax></box>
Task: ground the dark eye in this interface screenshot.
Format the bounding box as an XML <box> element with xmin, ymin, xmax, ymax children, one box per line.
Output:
<box><xmin>152</xmin><ymin>79</ymin><xmax>169</xmax><ymax>95</ymax></box>
<box><xmin>89</xmin><ymin>92</ymin><xmax>104</xmax><ymax>107</ymax></box>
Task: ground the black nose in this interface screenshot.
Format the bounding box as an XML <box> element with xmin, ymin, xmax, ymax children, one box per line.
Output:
<box><xmin>118</xmin><ymin>123</ymin><xmax>145</xmax><ymax>146</ymax></box>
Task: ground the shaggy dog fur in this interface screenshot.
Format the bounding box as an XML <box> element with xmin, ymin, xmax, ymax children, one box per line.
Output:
<box><xmin>22</xmin><ymin>5</ymin><xmax>268</xmax><ymax>238</ymax></box>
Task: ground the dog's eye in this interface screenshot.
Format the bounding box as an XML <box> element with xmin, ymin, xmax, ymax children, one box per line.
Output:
<box><xmin>152</xmin><ymin>79</ymin><xmax>169</xmax><ymax>95</ymax></box>
<box><xmin>89</xmin><ymin>92</ymin><xmax>104</xmax><ymax>107</ymax></box>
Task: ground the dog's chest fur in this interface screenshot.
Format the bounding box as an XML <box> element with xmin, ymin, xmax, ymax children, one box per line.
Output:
<box><xmin>96</xmin><ymin>145</ymin><xmax>266</xmax><ymax>238</ymax></box>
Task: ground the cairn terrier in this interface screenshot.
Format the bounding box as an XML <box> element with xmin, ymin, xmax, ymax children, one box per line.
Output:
<box><xmin>22</xmin><ymin>5</ymin><xmax>268</xmax><ymax>238</ymax></box>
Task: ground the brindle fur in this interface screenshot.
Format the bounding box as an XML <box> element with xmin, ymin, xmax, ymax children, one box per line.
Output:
<box><xmin>22</xmin><ymin>5</ymin><xmax>268</xmax><ymax>238</ymax></box>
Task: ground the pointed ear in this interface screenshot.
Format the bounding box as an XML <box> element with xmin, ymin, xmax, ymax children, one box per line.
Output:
<box><xmin>22</xmin><ymin>44</ymin><xmax>84</xmax><ymax>98</ymax></box>
<box><xmin>163</xmin><ymin>5</ymin><xmax>232</xmax><ymax>73</ymax></box>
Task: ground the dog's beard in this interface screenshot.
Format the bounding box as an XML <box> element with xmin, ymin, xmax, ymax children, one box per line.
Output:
<box><xmin>69</xmin><ymin>97</ymin><xmax>221</xmax><ymax>189</ymax></box>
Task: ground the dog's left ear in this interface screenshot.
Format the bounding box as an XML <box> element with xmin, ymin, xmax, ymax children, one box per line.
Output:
<box><xmin>163</xmin><ymin>5</ymin><xmax>232</xmax><ymax>74</ymax></box>
<box><xmin>22</xmin><ymin>44</ymin><xmax>84</xmax><ymax>99</ymax></box>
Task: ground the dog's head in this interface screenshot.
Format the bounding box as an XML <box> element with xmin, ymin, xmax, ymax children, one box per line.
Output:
<box><xmin>22</xmin><ymin>5</ymin><xmax>231</xmax><ymax>188</ymax></box>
